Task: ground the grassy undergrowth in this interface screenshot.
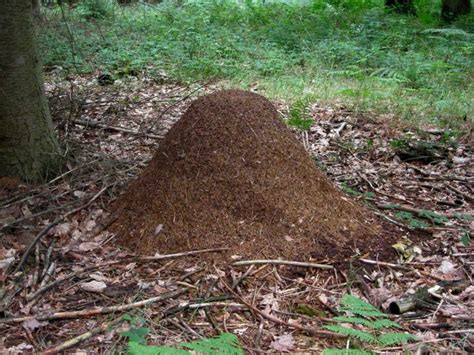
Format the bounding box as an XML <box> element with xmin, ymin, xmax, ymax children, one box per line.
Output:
<box><xmin>39</xmin><ymin>0</ymin><xmax>473</xmax><ymax>127</ymax></box>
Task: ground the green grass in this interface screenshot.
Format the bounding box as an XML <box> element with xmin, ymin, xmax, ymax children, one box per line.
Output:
<box><xmin>39</xmin><ymin>0</ymin><xmax>474</xmax><ymax>128</ymax></box>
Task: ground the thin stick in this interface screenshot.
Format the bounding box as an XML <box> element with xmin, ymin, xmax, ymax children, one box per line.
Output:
<box><xmin>43</xmin><ymin>316</ymin><xmax>125</xmax><ymax>354</ymax></box>
<box><xmin>359</xmin><ymin>259</ymin><xmax>412</xmax><ymax>271</ymax></box>
<box><xmin>446</xmin><ymin>185</ymin><xmax>474</xmax><ymax>202</ymax></box>
<box><xmin>220</xmin><ymin>279</ymin><xmax>344</xmax><ymax>339</ymax></box>
<box><xmin>1</xmin><ymin>288</ymin><xmax>187</xmax><ymax>324</ymax></box>
<box><xmin>233</xmin><ymin>259</ymin><xmax>333</xmax><ymax>270</ymax></box>
<box><xmin>377</xmin><ymin>202</ymin><xmax>473</xmax><ymax>219</ymax></box>
<box><xmin>72</xmin><ymin>119</ymin><xmax>163</xmax><ymax>140</ymax></box>
<box><xmin>139</xmin><ymin>247</ymin><xmax>229</xmax><ymax>261</ymax></box>
<box><xmin>25</xmin><ymin>248</ymin><xmax>227</xmax><ymax>302</ymax></box>
<box><xmin>14</xmin><ymin>183</ymin><xmax>114</xmax><ymax>273</ymax></box>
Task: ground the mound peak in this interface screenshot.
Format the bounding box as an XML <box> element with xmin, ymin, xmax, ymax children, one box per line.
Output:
<box><xmin>111</xmin><ymin>90</ymin><xmax>395</xmax><ymax>262</ymax></box>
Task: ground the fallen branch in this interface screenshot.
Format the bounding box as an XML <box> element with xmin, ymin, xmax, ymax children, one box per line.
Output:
<box><xmin>43</xmin><ymin>316</ymin><xmax>126</xmax><ymax>354</ymax></box>
<box><xmin>233</xmin><ymin>259</ymin><xmax>333</xmax><ymax>270</ymax></box>
<box><xmin>220</xmin><ymin>279</ymin><xmax>344</xmax><ymax>339</ymax></box>
<box><xmin>26</xmin><ymin>248</ymin><xmax>228</xmax><ymax>302</ymax></box>
<box><xmin>72</xmin><ymin>118</ymin><xmax>163</xmax><ymax>139</ymax></box>
<box><xmin>138</xmin><ymin>247</ymin><xmax>229</xmax><ymax>261</ymax></box>
<box><xmin>0</xmin><ymin>288</ymin><xmax>187</xmax><ymax>324</ymax></box>
<box><xmin>377</xmin><ymin>203</ymin><xmax>472</xmax><ymax>219</ymax></box>
<box><xmin>360</xmin><ymin>259</ymin><xmax>446</xmax><ymax>281</ymax></box>
<box><xmin>446</xmin><ymin>185</ymin><xmax>474</xmax><ymax>203</ymax></box>
<box><xmin>14</xmin><ymin>183</ymin><xmax>114</xmax><ymax>273</ymax></box>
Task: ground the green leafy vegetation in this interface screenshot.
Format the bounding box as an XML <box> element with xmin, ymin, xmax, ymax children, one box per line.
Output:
<box><xmin>323</xmin><ymin>294</ymin><xmax>417</xmax><ymax>353</ymax></box>
<box><xmin>39</xmin><ymin>0</ymin><xmax>474</xmax><ymax>128</ymax></box>
<box><xmin>122</xmin><ymin>326</ymin><xmax>243</xmax><ymax>355</ymax></box>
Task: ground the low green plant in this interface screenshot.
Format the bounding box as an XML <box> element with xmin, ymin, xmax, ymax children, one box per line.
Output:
<box><xmin>287</xmin><ymin>98</ymin><xmax>314</xmax><ymax>130</ymax></box>
<box><xmin>40</xmin><ymin>0</ymin><xmax>474</xmax><ymax>128</ymax></box>
<box><xmin>76</xmin><ymin>0</ymin><xmax>114</xmax><ymax>20</ymax></box>
<box><xmin>394</xmin><ymin>211</ymin><xmax>429</xmax><ymax>228</ymax></box>
<box><xmin>323</xmin><ymin>295</ymin><xmax>417</xmax><ymax>353</ymax></box>
<box><xmin>121</xmin><ymin>316</ymin><xmax>243</xmax><ymax>355</ymax></box>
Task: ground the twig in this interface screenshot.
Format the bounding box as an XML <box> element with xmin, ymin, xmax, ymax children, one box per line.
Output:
<box><xmin>41</xmin><ymin>241</ymin><xmax>54</xmax><ymax>280</ymax></box>
<box><xmin>25</xmin><ymin>248</ymin><xmax>227</xmax><ymax>302</ymax></box>
<box><xmin>233</xmin><ymin>259</ymin><xmax>333</xmax><ymax>270</ymax></box>
<box><xmin>138</xmin><ymin>247</ymin><xmax>229</xmax><ymax>262</ymax></box>
<box><xmin>232</xmin><ymin>265</ymin><xmax>255</xmax><ymax>289</ymax></box>
<box><xmin>377</xmin><ymin>203</ymin><xmax>473</xmax><ymax>219</ymax></box>
<box><xmin>334</xmin><ymin>122</ymin><xmax>347</xmax><ymax>137</ymax></box>
<box><xmin>1</xmin><ymin>288</ymin><xmax>188</xmax><ymax>324</ymax></box>
<box><xmin>14</xmin><ymin>183</ymin><xmax>114</xmax><ymax>273</ymax></box>
<box><xmin>359</xmin><ymin>259</ymin><xmax>411</xmax><ymax>271</ymax></box>
<box><xmin>188</xmin><ymin>302</ymin><xmax>244</xmax><ymax>309</ymax></box>
<box><xmin>446</xmin><ymin>185</ymin><xmax>474</xmax><ymax>202</ymax></box>
<box><xmin>72</xmin><ymin>118</ymin><xmax>163</xmax><ymax>140</ymax></box>
<box><xmin>154</xmin><ymin>83</ymin><xmax>206</xmax><ymax>123</ymax></box>
<box><xmin>220</xmin><ymin>279</ymin><xmax>344</xmax><ymax>339</ymax></box>
<box><xmin>43</xmin><ymin>316</ymin><xmax>126</xmax><ymax>354</ymax></box>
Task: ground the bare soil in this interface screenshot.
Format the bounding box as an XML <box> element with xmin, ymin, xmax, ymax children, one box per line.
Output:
<box><xmin>111</xmin><ymin>90</ymin><xmax>400</xmax><ymax>263</ymax></box>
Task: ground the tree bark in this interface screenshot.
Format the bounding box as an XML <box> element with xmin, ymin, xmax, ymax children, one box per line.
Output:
<box><xmin>0</xmin><ymin>0</ymin><xmax>61</xmax><ymax>182</ymax></box>
<box><xmin>441</xmin><ymin>0</ymin><xmax>471</xmax><ymax>21</ymax></box>
<box><xmin>32</xmin><ymin>0</ymin><xmax>41</xmax><ymax>19</ymax></box>
<box><xmin>385</xmin><ymin>0</ymin><xmax>415</xmax><ymax>14</ymax></box>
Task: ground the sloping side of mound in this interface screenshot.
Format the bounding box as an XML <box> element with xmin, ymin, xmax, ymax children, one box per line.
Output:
<box><xmin>111</xmin><ymin>90</ymin><xmax>393</xmax><ymax>262</ymax></box>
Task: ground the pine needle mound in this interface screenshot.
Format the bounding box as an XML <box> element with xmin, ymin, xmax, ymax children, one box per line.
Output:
<box><xmin>111</xmin><ymin>90</ymin><xmax>395</xmax><ymax>262</ymax></box>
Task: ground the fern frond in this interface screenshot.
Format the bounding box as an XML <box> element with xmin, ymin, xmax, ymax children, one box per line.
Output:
<box><xmin>370</xmin><ymin>319</ymin><xmax>402</xmax><ymax>330</ymax></box>
<box><xmin>340</xmin><ymin>295</ymin><xmax>387</xmax><ymax>318</ymax></box>
<box><xmin>377</xmin><ymin>332</ymin><xmax>417</xmax><ymax>346</ymax></box>
<box><xmin>323</xmin><ymin>348</ymin><xmax>373</xmax><ymax>355</ymax></box>
<box><xmin>323</xmin><ymin>325</ymin><xmax>378</xmax><ymax>344</ymax></box>
<box><xmin>421</xmin><ymin>28</ymin><xmax>473</xmax><ymax>38</ymax></box>
<box><xmin>333</xmin><ymin>316</ymin><xmax>373</xmax><ymax>328</ymax></box>
<box><xmin>181</xmin><ymin>332</ymin><xmax>244</xmax><ymax>354</ymax></box>
<box><xmin>128</xmin><ymin>341</ymin><xmax>188</xmax><ymax>355</ymax></box>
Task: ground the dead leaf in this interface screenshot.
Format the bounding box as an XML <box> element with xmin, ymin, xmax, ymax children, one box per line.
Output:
<box><xmin>78</xmin><ymin>242</ymin><xmax>100</xmax><ymax>251</ymax></box>
<box><xmin>22</xmin><ymin>319</ymin><xmax>42</xmax><ymax>331</ymax></box>
<box><xmin>80</xmin><ymin>280</ymin><xmax>107</xmax><ymax>293</ymax></box>
<box><xmin>270</xmin><ymin>334</ymin><xmax>294</xmax><ymax>352</ymax></box>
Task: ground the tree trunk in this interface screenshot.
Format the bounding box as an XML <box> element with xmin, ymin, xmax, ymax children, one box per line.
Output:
<box><xmin>441</xmin><ymin>0</ymin><xmax>471</xmax><ymax>21</ymax></box>
<box><xmin>32</xmin><ymin>0</ymin><xmax>41</xmax><ymax>19</ymax></box>
<box><xmin>0</xmin><ymin>0</ymin><xmax>61</xmax><ymax>182</ymax></box>
<box><xmin>385</xmin><ymin>0</ymin><xmax>415</xmax><ymax>14</ymax></box>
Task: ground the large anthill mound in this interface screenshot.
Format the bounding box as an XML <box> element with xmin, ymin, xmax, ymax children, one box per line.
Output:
<box><xmin>111</xmin><ymin>90</ymin><xmax>395</xmax><ymax>262</ymax></box>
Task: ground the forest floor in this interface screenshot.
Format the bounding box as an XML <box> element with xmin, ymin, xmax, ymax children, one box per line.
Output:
<box><xmin>0</xmin><ymin>74</ymin><xmax>473</xmax><ymax>353</ymax></box>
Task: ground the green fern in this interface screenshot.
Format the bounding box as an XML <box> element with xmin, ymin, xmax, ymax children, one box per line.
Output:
<box><xmin>340</xmin><ymin>294</ymin><xmax>388</xmax><ymax>318</ymax></box>
<box><xmin>323</xmin><ymin>349</ymin><xmax>373</xmax><ymax>355</ymax></box>
<box><xmin>127</xmin><ymin>332</ymin><xmax>243</xmax><ymax>355</ymax></box>
<box><xmin>324</xmin><ymin>295</ymin><xmax>417</xmax><ymax>352</ymax></box>
<box><xmin>323</xmin><ymin>325</ymin><xmax>378</xmax><ymax>344</ymax></box>
<box><xmin>371</xmin><ymin>319</ymin><xmax>403</xmax><ymax>330</ymax></box>
<box><xmin>333</xmin><ymin>316</ymin><xmax>401</xmax><ymax>330</ymax></box>
<box><xmin>378</xmin><ymin>333</ymin><xmax>418</xmax><ymax>346</ymax></box>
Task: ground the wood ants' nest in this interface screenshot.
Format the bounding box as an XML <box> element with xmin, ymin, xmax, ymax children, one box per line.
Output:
<box><xmin>111</xmin><ymin>90</ymin><xmax>400</xmax><ymax>264</ymax></box>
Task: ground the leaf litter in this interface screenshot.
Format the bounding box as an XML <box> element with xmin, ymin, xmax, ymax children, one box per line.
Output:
<box><xmin>0</xmin><ymin>72</ymin><xmax>472</xmax><ymax>353</ymax></box>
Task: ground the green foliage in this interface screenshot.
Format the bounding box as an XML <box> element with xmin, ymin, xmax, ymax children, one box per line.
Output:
<box><xmin>122</xmin><ymin>327</ymin><xmax>150</xmax><ymax>345</ymax></box>
<box><xmin>76</xmin><ymin>0</ymin><xmax>114</xmax><ymax>20</ymax></box>
<box><xmin>324</xmin><ymin>325</ymin><xmax>378</xmax><ymax>343</ymax></box>
<box><xmin>125</xmin><ymin>331</ymin><xmax>243</xmax><ymax>355</ymax></box>
<box><xmin>334</xmin><ymin>316</ymin><xmax>401</xmax><ymax>329</ymax></box>
<box><xmin>39</xmin><ymin>1</ymin><xmax>474</xmax><ymax>127</ymax></box>
<box><xmin>323</xmin><ymin>349</ymin><xmax>372</xmax><ymax>355</ymax></box>
<box><xmin>394</xmin><ymin>211</ymin><xmax>429</xmax><ymax>229</ymax></box>
<box><xmin>377</xmin><ymin>332</ymin><xmax>418</xmax><ymax>346</ymax></box>
<box><xmin>323</xmin><ymin>294</ymin><xmax>417</xmax><ymax>352</ymax></box>
<box><xmin>418</xmin><ymin>210</ymin><xmax>448</xmax><ymax>225</ymax></box>
<box><xmin>287</xmin><ymin>98</ymin><xmax>314</xmax><ymax>130</ymax></box>
<box><xmin>340</xmin><ymin>294</ymin><xmax>388</xmax><ymax>318</ymax></box>
<box><xmin>460</xmin><ymin>232</ymin><xmax>470</xmax><ymax>246</ymax></box>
